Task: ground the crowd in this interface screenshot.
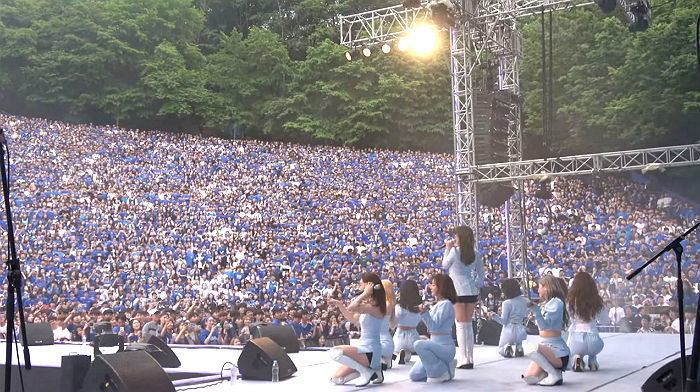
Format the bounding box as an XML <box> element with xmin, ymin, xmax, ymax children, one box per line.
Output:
<box><xmin>0</xmin><ymin>114</ymin><xmax>695</xmax><ymax>346</ymax></box>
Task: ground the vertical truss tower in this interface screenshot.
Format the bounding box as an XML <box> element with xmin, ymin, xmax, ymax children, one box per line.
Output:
<box><xmin>339</xmin><ymin>0</ymin><xmax>700</xmax><ymax>287</ymax></box>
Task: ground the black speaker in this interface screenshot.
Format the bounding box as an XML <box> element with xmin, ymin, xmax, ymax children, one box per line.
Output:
<box><xmin>238</xmin><ymin>337</ymin><xmax>297</xmax><ymax>380</ymax></box>
<box><xmin>80</xmin><ymin>351</ymin><xmax>175</xmax><ymax>392</ymax></box>
<box><xmin>20</xmin><ymin>323</ymin><xmax>54</xmax><ymax>346</ymax></box>
<box><xmin>476</xmin><ymin>318</ymin><xmax>502</xmax><ymax>346</ymax></box>
<box><xmin>252</xmin><ymin>324</ymin><xmax>300</xmax><ymax>353</ymax></box>
<box><xmin>642</xmin><ymin>356</ymin><xmax>691</xmax><ymax>392</ymax></box>
<box><xmin>123</xmin><ymin>335</ymin><xmax>181</xmax><ymax>368</ymax></box>
<box><xmin>60</xmin><ymin>354</ymin><xmax>91</xmax><ymax>392</ymax></box>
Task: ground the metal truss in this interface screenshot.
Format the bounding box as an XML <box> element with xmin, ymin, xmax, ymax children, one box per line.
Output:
<box><xmin>339</xmin><ymin>0</ymin><xmax>696</xmax><ymax>289</ymax></box>
<box><xmin>339</xmin><ymin>4</ymin><xmax>433</xmax><ymax>47</ymax></box>
<box><xmin>462</xmin><ymin>143</ymin><xmax>700</xmax><ymax>182</ymax></box>
<box><xmin>450</xmin><ymin>25</ymin><xmax>480</xmax><ymax>233</ymax></box>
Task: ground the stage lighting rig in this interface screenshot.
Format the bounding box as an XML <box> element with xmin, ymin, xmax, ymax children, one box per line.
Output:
<box><xmin>622</xmin><ymin>0</ymin><xmax>652</xmax><ymax>32</ymax></box>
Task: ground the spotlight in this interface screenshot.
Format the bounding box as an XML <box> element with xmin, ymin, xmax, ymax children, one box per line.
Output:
<box><xmin>624</xmin><ymin>0</ymin><xmax>652</xmax><ymax>32</ymax></box>
<box><xmin>345</xmin><ymin>51</ymin><xmax>353</xmax><ymax>61</ymax></box>
<box><xmin>427</xmin><ymin>0</ymin><xmax>460</xmax><ymax>28</ymax></box>
<box><xmin>381</xmin><ymin>43</ymin><xmax>392</xmax><ymax>54</ymax></box>
<box><xmin>362</xmin><ymin>47</ymin><xmax>372</xmax><ymax>57</ymax></box>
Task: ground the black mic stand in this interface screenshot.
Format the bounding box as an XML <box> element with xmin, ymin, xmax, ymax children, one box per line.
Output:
<box><xmin>627</xmin><ymin>221</ymin><xmax>699</xmax><ymax>392</ymax></box>
<box><xmin>0</xmin><ymin>129</ymin><xmax>31</xmax><ymax>392</ymax></box>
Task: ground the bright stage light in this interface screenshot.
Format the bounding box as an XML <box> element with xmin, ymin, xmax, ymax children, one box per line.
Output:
<box><xmin>398</xmin><ymin>37</ymin><xmax>410</xmax><ymax>52</ymax></box>
<box><xmin>404</xmin><ymin>25</ymin><xmax>439</xmax><ymax>56</ymax></box>
<box><xmin>381</xmin><ymin>43</ymin><xmax>392</xmax><ymax>54</ymax></box>
<box><xmin>345</xmin><ymin>51</ymin><xmax>353</xmax><ymax>61</ymax></box>
<box><xmin>362</xmin><ymin>47</ymin><xmax>372</xmax><ymax>57</ymax></box>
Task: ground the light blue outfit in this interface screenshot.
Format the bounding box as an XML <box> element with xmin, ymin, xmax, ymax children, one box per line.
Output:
<box><xmin>566</xmin><ymin>316</ymin><xmax>604</xmax><ymax>365</ymax></box>
<box><xmin>409</xmin><ymin>300</ymin><xmax>456</xmax><ymax>381</ymax></box>
<box><xmin>531</xmin><ymin>298</ymin><xmax>570</xmax><ymax>358</ymax></box>
<box><xmin>355</xmin><ymin>313</ymin><xmax>383</xmax><ymax>370</ymax></box>
<box><xmin>393</xmin><ymin>304</ymin><xmax>421</xmax><ymax>353</ymax></box>
<box><xmin>380</xmin><ymin>313</ymin><xmax>395</xmax><ymax>359</ymax></box>
<box><xmin>442</xmin><ymin>247</ymin><xmax>484</xmax><ymax>296</ymax></box>
<box><xmin>491</xmin><ymin>295</ymin><xmax>529</xmax><ymax>356</ymax></box>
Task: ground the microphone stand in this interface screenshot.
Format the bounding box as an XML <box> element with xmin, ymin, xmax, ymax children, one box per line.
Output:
<box><xmin>0</xmin><ymin>129</ymin><xmax>32</xmax><ymax>392</ymax></box>
<box><xmin>627</xmin><ymin>221</ymin><xmax>699</xmax><ymax>392</ymax></box>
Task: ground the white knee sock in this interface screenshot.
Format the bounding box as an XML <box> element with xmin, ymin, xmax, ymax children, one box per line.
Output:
<box><xmin>465</xmin><ymin>323</ymin><xmax>474</xmax><ymax>364</ymax></box>
<box><xmin>455</xmin><ymin>322</ymin><xmax>467</xmax><ymax>363</ymax></box>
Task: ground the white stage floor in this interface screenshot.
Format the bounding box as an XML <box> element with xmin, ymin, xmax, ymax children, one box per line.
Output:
<box><xmin>1</xmin><ymin>332</ymin><xmax>695</xmax><ymax>392</ymax></box>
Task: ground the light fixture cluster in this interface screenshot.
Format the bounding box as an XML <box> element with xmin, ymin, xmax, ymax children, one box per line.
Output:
<box><xmin>344</xmin><ymin>42</ymin><xmax>394</xmax><ymax>61</ymax></box>
<box><xmin>344</xmin><ymin>25</ymin><xmax>440</xmax><ymax>61</ymax></box>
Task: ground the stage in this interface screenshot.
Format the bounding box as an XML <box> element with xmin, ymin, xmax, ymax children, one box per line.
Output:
<box><xmin>0</xmin><ymin>332</ymin><xmax>694</xmax><ymax>391</ymax></box>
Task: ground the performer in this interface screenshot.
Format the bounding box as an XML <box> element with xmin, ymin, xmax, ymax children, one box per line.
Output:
<box><xmin>409</xmin><ymin>274</ymin><xmax>457</xmax><ymax>383</ymax></box>
<box><xmin>327</xmin><ymin>272</ymin><xmax>386</xmax><ymax>386</ymax></box>
<box><xmin>487</xmin><ymin>278</ymin><xmax>528</xmax><ymax>358</ymax></box>
<box><xmin>566</xmin><ymin>271</ymin><xmax>604</xmax><ymax>372</ymax></box>
<box><xmin>522</xmin><ymin>275</ymin><xmax>570</xmax><ymax>386</ymax></box>
<box><xmin>380</xmin><ymin>279</ymin><xmax>396</xmax><ymax>370</ymax></box>
<box><xmin>442</xmin><ymin>225</ymin><xmax>484</xmax><ymax>369</ymax></box>
<box><xmin>393</xmin><ymin>280</ymin><xmax>422</xmax><ymax>364</ymax></box>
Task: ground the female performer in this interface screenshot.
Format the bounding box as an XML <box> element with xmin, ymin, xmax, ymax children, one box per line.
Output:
<box><xmin>327</xmin><ymin>272</ymin><xmax>386</xmax><ymax>386</ymax></box>
<box><xmin>566</xmin><ymin>271</ymin><xmax>604</xmax><ymax>372</ymax></box>
<box><xmin>487</xmin><ymin>278</ymin><xmax>528</xmax><ymax>357</ymax></box>
<box><xmin>522</xmin><ymin>275</ymin><xmax>570</xmax><ymax>386</ymax></box>
<box><xmin>409</xmin><ymin>274</ymin><xmax>457</xmax><ymax>383</ymax></box>
<box><xmin>393</xmin><ymin>280</ymin><xmax>422</xmax><ymax>364</ymax></box>
<box><xmin>443</xmin><ymin>225</ymin><xmax>484</xmax><ymax>369</ymax></box>
<box><xmin>380</xmin><ymin>279</ymin><xmax>396</xmax><ymax>369</ymax></box>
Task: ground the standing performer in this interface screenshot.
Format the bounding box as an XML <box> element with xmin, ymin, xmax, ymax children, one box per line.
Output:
<box><xmin>327</xmin><ymin>272</ymin><xmax>386</xmax><ymax>386</ymax></box>
<box><xmin>393</xmin><ymin>280</ymin><xmax>422</xmax><ymax>364</ymax></box>
<box><xmin>443</xmin><ymin>225</ymin><xmax>484</xmax><ymax>369</ymax></box>
<box><xmin>522</xmin><ymin>275</ymin><xmax>570</xmax><ymax>386</ymax></box>
<box><xmin>409</xmin><ymin>274</ymin><xmax>457</xmax><ymax>383</ymax></box>
<box><xmin>380</xmin><ymin>279</ymin><xmax>396</xmax><ymax>370</ymax></box>
<box><xmin>566</xmin><ymin>271</ymin><xmax>604</xmax><ymax>372</ymax></box>
<box><xmin>487</xmin><ymin>278</ymin><xmax>529</xmax><ymax>357</ymax></box>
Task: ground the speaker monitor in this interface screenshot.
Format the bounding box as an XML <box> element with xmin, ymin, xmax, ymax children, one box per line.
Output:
<box><xmin>642</xmin><ymin>356</ymin><xmax>691</xmax><ymax>392</ymax></box>
<box><xmin>252</xmin><ymin>324</ymin><xmax>300</xmax><ymax>353</ymax></box>
<box><xmin>476</xmin><ymin>318</ymin><xmax>502</xmax><ymax>346</ymax></box>
<box><xmin>238</xmin><ymin>337</ymin><xmax>297</xmax><ymax>380</ymax></box>
<box><xmin>20</xmin><ymin>322</ymin><xmax>54</xmax><ymax>346</ymax></box>
<box><xmin>60</xmin><ymin>354</ymin><xmax>91</xmax><ymax>392</ymax></box>
<box><xmin>80</xmin><ymin>351</ymin><xmax>175</xmax><ymax>392</ymax></box>
<box><xmin>123</xmin><ymin>335</ymin><xmax>182</xmax><ymax>368</ymax></box>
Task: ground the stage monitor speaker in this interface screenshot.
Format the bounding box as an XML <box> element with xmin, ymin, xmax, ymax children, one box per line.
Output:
<box><xmin>60</xmin><ymin>354</ymin><xmax>91</xmax><ymax>392</ymax></box>
<box><xmin>238</xmin><ymin>337</ymin><xmax>297</xmax><ymax>380</ymax></box>
<box><xmin>642</xmin><ymin>356</ymin><xmax>691</xmax><ymax>392</ymax></box>
<box><xmin>252</xmin><ymin>324</ymin><xmax>300</xmax><ymax>353</ymax></box>
<box><xmin>80</xmin><ymin>351</ymin><xmax>175</xmax><ymax>392</ymax></box>
<box><xmin>476</xmin><ymin>318</ymin><xmax>502</xmax><ymax>346</ymax></box>
<box><xmin>20</xmin><ymin>322</ymin><xmax>54</xmax><ymax>346</ymax></box>
<box><xmin>123</xmin><ymin>335</ymin><xmax>182</xmax><ymax>368</ymax></box>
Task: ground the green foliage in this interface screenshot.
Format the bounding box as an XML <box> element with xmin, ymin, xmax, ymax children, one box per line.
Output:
<box><xmin>0</xmin><ymin>0</ymin><xmax>696</xmax><ymax>151</ymax></box>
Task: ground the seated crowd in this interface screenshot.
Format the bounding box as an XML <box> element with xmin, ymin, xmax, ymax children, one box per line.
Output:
<box><xmin>0</xmin><ymin>114</ymin><xmax>696</xmax><ymax>346</ymax></box>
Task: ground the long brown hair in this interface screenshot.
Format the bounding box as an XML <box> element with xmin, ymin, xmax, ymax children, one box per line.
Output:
<box><xmin>567</xmin><ymin>271</ymin><xmax>604</xmax><ymax>323</ymax></box>
<box><xmin>398</xmin><ymin>280</ymin><xmax>421</xmax><ymax>313</ymax></box>
<box><xmin>540</xmin><ymin>275</ymin><xmax>569</xmax><ymax>327</ymax></box>
<box><xmin>361</xmin><ymin>272</ymin><xmax>387</xmax><ymax>316</ymax></box>
<box><xmin>432</xmin><ymin>274</ymin><xmax>457</xmax><ymax>304</ymax></box>
<box><xmin>456</xmin><ymin>226</ymin><xmax>475</xmax><ymax>265</ymax></box>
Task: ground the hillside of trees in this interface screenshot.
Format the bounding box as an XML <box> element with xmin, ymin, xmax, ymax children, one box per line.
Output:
<box><xmin>0</xmin><ymin>0</ymin><xmax>698</xmax><ymax>154</ymax></box>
